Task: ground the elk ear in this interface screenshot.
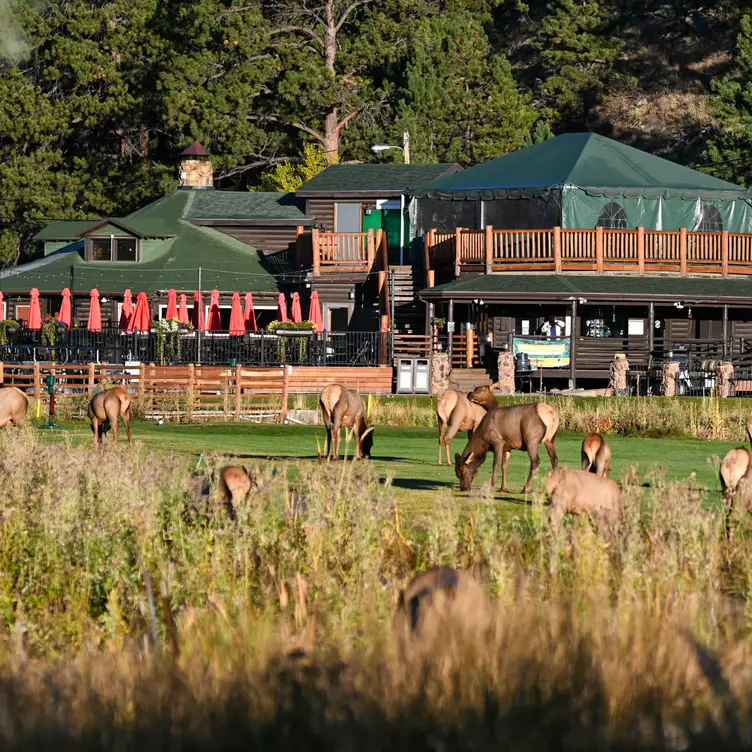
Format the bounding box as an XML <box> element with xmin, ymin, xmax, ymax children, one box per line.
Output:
<box><xmin>490</xmin><ymin>382</ymin><xmax>500</xmax><ymax>390</ymax></box>
<box><xmin>464</xmin><ymin>452</ymin><xmax>475</xmax><ymax>465</ymax></box>
<box><xmin>454</xmin><ymin>453</ymin><xmax>461</xmax><ymax>464</ymax></box>
<box><xmin>361</xmin><ymin>426</ymin><xmax>374</xmax><ymax>439</ymax></box>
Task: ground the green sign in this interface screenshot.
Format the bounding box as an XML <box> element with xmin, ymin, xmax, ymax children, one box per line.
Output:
<box><xmin>513</xmin><ymin>337</ymin><xmax>571</xmax><ymax>368</ymax></box>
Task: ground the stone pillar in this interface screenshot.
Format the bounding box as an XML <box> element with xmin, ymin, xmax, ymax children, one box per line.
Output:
<box><xmin>609</xmin><ymin>356</ymin><xmax>629</xmax><ymax>394</ymax></box>
<box><xmin>431</xmin><ymin>352</ymin><xmax>450</xmax><ymax>396</ymax></box>
<box><xmin>716</xmin><ymin>361</ymin><xmax>734</xmax><ymax>398</ymax></box>
<box><xmin>662</xmin><ymin>362</ymin><xmax>680</xmax><ymax>397</ymax></box>
<box><xmin>497</xmin><ymin>351</ymin><xmax>515</xmax><ymax>395</ymax></box>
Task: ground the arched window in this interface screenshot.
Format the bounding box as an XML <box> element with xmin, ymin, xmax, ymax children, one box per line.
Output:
<box><xmin>698</xmin><ymin>204</ymin><xmax>724</xmax><ymax>232</ymax></box>
<box><xmin>597</xmin><ymin>201</ymin><xmax>628</xmax><ymax>230</ymax></box>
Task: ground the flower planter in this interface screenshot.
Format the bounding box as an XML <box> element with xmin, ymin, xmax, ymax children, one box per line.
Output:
<box><xmin>277</xmin><ymin>329</ymin><xmax>314</xmax><ymax>337</ymax></box>
<box><xmin>5</xmin><ymin>326</ymin><xmax>18</xmax><ymax>336</ymax></box>
<box><xmin>56</xmin><ymin>325</ymin><xmax>68</xmax><ymax>335</ymax></box>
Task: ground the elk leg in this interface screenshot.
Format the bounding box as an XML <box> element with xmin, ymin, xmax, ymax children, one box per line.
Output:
<box><xmin>522</xmin><ymin>445</ymin><xmax>541</xmax><ymax>494</ymax></box>
<box><xmin>438</xmin><ymin>423</ymin><xmax>445</xmax><ymax>465</ymax></box>
<box><xmin>544</xmin><ymin>437</ymin><xmax>558</xmax><ymax>469</ymax></box>
<box><xmin>112</xmin><ymin>417</ymin><xmax>120</xmax><ymax>444</ymax></box>
<box><xmin>91</xmin><ymin>417</ymin><xmax>99</xmax><ymax>448</ymax></box>
<box><xmin>123</xmin><ymin>408</ymin><xmax>133</xmax><ymax>446</ymax></box>
<box><xmin>490</xmin><ymin>442</ymin><xmax>504</xmax><ymax>491</ymax></box>
<box><xmin>501</xmin><ymin>449</ymin><xmax>512</xmax><ymax>492</ymax></box>
<box><xmin>353</xmin><ymin>423</ymin><xmax>361</xmax><ymax>460</ymax></box>
<box><xmin>581</xmin><ymin>450</ymin><xmax>591</xmax><ymax>472</ymax></box>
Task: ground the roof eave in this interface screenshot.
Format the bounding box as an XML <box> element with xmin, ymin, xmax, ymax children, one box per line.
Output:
<box><xmin>188</xmin><ymin>218</ymin><xmax>314</xmax><ymax>226</ymax></box>
<box><xmin>296</xmin><ymin>189</ymin><xmax>411</xmax><ymax>198</ymax></box>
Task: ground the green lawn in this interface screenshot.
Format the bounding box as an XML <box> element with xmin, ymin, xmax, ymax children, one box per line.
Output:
<box><xmin>36</xmin><ymin>420</ymin><xmax>737</xmax><ymax>518</ymax></box>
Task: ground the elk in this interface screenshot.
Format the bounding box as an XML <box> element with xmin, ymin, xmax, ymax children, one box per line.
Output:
<box><xmin>719</xmin><ymin>447</ymin><xmax>752</xmax><ymax>538</ymax></box>
<box><xmin>0</xmin><ymin>386</ymin><xmax>28</xmax><ymax>429</ymax></box>
<box><xmin>319</xmin><ymin>384</ymin><xmax>374</xmax><ymax>460</ymax></box>
<box><xmin>436</xmin><ymin>389</ymin><xmax>491</xmax><ymax>466</ymax></box>
<box><xmin>218</xmin><ymin>465</ymin><xmax>253</xmax><ymax>519</ymax></box>
<box><xmin>88</xmin><ymin>385</ymin><xmax>132</xmax><ymax>446</ymax></box>
<box><xmin>393</xmin><ymin>566</ymin><xmax>491</xmax><ymax>643</ymax></box>
<box><xmin>545</xmin><ymin>466</ymin><xmax>623</xmax><ymax>528</ymax></box>
<box><xmin>455</xmin><ymin>401</ymin><xmax>559</xmax><ymax>494</ymax></box>
<box><xmin>581</xmin><ymin>432</ymin><xmax>611</xmax><ymax>477</ymax></box>
<box><xmin>747</xmin><ymin>415</ymin><xmax>752</xmax><ymax>446</ymax></box>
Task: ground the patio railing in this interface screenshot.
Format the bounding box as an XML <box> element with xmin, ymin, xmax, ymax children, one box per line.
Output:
<box><xmin>0</xmin><ymin>329</ymin><xmax>390</xmax><ymax>367</ymax></box>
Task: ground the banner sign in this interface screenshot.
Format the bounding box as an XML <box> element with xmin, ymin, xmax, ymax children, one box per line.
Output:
<box><xmin>513</xmin><ymin>337</ymin><xmax>570</xmax><ymax>368</ymax></box>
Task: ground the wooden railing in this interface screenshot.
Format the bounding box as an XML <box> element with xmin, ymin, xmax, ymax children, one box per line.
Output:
<box><xmin>426</xmin><ymin>225</ymin><xmax>752</xmax><ymax>277</ymax></box>
<box><xmin>311</xmin><ymin>227</ymin><xmax>387</xmax><ymax>275</ymax></box>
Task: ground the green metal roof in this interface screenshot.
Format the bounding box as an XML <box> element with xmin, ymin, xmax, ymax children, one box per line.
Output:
<box><xmin>297</xmin><ymin>163</ymin><xmax>461</xmax><ymax>196</ymax></box>
<box><xmin>420</xmin><ymin>274</ymin><xmax>752</xmax><ymax>303</ymax></box>
<box><xmin>186</xmin><ymin>191</ymin><xmax>309</xmax><ymax>221</ymax></box>
<box><xmin>414</xmin><ymin>133</ymin><xmax>749</xmax><ymax>201</ymax></box>
<box><xmin>33</xmin><ymin>220</ymin><xmax>100</xmax><ymax>241</ymax></box>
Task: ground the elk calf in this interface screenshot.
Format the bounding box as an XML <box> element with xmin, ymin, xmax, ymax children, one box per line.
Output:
<box><xmin>436</xmin><ymin>389</ymin><xmax>488</xmax><ymax>466</ymax></box>
<box><xmin>319</xmin><ymin>384</ymin><xmax>374</xmax><ymax>460</ymax></box>
<box><xmin>581</xmin><ymin>433</ymin><xmax>611</xmax><ymax>477</ymax></box>
<box><xmin>719</xmin><ymin>447</ymin><xmax>752</xmax><ymax>537</ymax></box>
<box><xmin>218</xmin><ymin>465</ymin><xmax>252</xmax><ymax>519</ymax></box>
<box><xmin>545</xmin><ymin>466</ymin><xmax>623</xmax><ymax>527</ymax></box>
<box><xmin>0</xmin><ymin>386</ymin><xmax>28</xmax><ymax>429</ymax></box>
<box><xmin>88</xmin><ymin>386</ymin><xmax>132</xmax><ymax>446</ymax></box>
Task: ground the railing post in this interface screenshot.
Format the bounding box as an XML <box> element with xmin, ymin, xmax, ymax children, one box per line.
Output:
<box><xmin>312</xmin><ymin>228</ymin><xmax>320</xmax><ymax>276</ymax></box>
<box><xmin>149</xmin><ymin>362</ymin><xmax>156</xmax><ymax>413</ymax></box>
<box><xmin>595</xmin><ymin>226</ymin><xmax>604</xmax><ymax>274</ymax></box>
<box><xmin>138</xmin><ymin>362</ymin><xmax>145</xmax><ymax>401</ymax></box>
<box><xmin>234</xmin><ymin>364</ymin><xmax>242</xmax><ymax>421</ymax></box>
<box><xmin>454</xmin><ymin>228</ymin><xmax>461</xmax><ymax>277</ymax></box>
<box><xmin>722</xmin><ymin>230</ymin><xmax>729</xmax><ymax>278</ymax></box>
<box><xmin>553</xmin><ymin>227</ymin><xmax>562</xmax><ymax>274</ymax></box>
<box><xmin>424</xmin><ymin>229</ymin><xmax>433</xmax><ymax>273</ymax></box>
<box><xmin>0</xmin><ymin>362</ymin><xmax>3</xmax><ymax>384</ymax></box>
<box><xmin>484</xmin><ymin>224</ymin><xmax>493</xmax><ymax>274</ymax></box>
<box><xmin>33</xmin><ymin>361</ymin><xmax>41</xmax><ymax>403</ymax></box>
<box><xmin>367</xmin><ymin>228</ymin><xmax>376</xmax><ymax>269</ymax></box>
<box><xmin>281</xmin><ymin>365</ymin><xmax>290</xmax><ymax>424</ymax></box>
<box><xmin>427</xmin><ymin>269</ymin><xmax>435</xmax><ymax>288</ymax></box>
<box><xmin>88</xmin><ymin>361</ymin><xmax>95</xmax><ymax>394</ymax></box>
<box><xmin>637</xmin><ymin>226</ymin><xmax>645</xmax><ymax>276</ymax></box>
<box><xmin>466</xmin><ymin>326</ymin><xmax>474</xmax><ymax>369</ymax></box>
<box><xmin>680</xmin><ymin>228</ymin><xmax>688</xmax><ymax>277</ymax></box>
<box><xmin>187</xmin><ymin>363</ymin><xmax>195</xmax><ymax>419</ymax></box>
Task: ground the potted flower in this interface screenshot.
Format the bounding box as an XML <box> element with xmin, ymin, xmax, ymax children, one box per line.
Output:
<box><xmin>42</xmin><ymin>314</ymin><xmax>61</xmax><ymax>346</ymax></box>
<box><xmin>0</xmin><ymin>319</ymin><xmax>19</xmax><ymax>345</ymax></box>
<box><xmin>267</xmin><ymin>320</ymin><xmax>318</xmax><ymax>337</ymax></box>
<box><xmin>56</xmin><ymin>321</ymin><xmax>68</xmax><ymax>336</ymax></box>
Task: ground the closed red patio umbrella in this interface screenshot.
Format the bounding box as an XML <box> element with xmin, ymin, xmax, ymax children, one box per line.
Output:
<box><xmin>128</xmin><ymin>292</ymin><xmax>151</xmax><ymax>333</ymax></box>
<box><xmin>277</xmin><ymin>292</ymin><xmax>288</xmax><ymax>323</ymax></box>
<box><xmin>290</xmin><ymin>292</ymin><xmax>303</xmax><ymax>323</ymax></box>
<box><xmin>308</xmin><ymin>290</ymin><xmax>323</xmax><ymax>332</ymax></box>
<box><xmin>229</xmin><ymin>292</ymin><xmax>244</xmax><ymax>335</ymax></box>
<box><xmin>243</xmin><ymin>292</ymin><xmax>258</xmax><ymax>332</ymax></box>
<box><xmin>192</xmin><ymin>291</ymin><xmax>205</xmax><ymax>332</ymax></box>
<box><xmin>87</xmin><ymin>288</ymin><xmax>102</xmax><ymax>332</ymax></box>
<box><xmin>165</xmin><ymin>288</ymin><xmax>178</xmax><ymax>320</ymax></box>
<box><xmin>178</xmin><ymin>293</ymin><xmax>190</xmax><ymax>325</ymax></box>
<box><xmin>120</xmin><ymin>289</ymin><xmax>134</xmax><ymax>330</ymax></box>
<box><xmin>0</xmin><ymin>291</ymin><xmax>4</xmax><ymax>321</ymax></box>
<box><xmin>208</xmin><ymin>289</ymin><xmax>222</xmax><ymax>331</ymax></box>
<box><xmin>58</xmin><ymin>288</ymin><xmax>72</xmax><ymax>327</ymax></box>
<box><xmin>28</xmin><ymin>288</ymin><xmax>42</xmax><ymax>330</ymax></box>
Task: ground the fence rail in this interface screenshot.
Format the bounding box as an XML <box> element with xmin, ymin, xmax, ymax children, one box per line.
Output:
<box><xmin>426</xmin><ymin>225</ymin><xmax>752</xmax><ymax>277</ymax></box>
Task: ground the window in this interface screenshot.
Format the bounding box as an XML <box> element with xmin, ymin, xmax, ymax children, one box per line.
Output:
<box><xmin>597</xmin><ymin>201</ymin><xmax>628</xmax><ymax>230</ymax></box>
<box><xmin>86</xmin><ymin>236</ymin><xmax>140</xmax><ymax>262</ymax></box>
<box><xmin>698</xmin><ymin>204</ymin><xmax>723</xmax><ymax>232</ymax></box>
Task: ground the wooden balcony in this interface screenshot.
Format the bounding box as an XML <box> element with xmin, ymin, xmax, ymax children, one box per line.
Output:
<box><xmin>424</xmin><ymin>226</ymin><xmax>752</xmax><ymax>278</ymax></box>
<box><xmin>308</xmin><ymin>227</ymin><xmax>388</xmax><ymax>275</ymax></box>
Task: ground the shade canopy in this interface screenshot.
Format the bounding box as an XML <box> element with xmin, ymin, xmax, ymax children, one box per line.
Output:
<box><xmin>87</xmin><ymin>288</ymin><xmax>102</xmax><ymax>332</ymax></box>
<box><xmin>178</xmin><ymin>293</ymin><xmax>190</xmax><ymax>325</ymax></box>
<box><xmin>207</xmin><ymin>289</ymin><xmax>222</xmax><ymax>331</ymax></box>
<box><xmin>192</xmin><ymin>291</ymin><xmax>205</xmax><ymax>332</ymax></box>
<box><xmin>308</xmin><ymin>291</ymin><xmax>323</xmax><ymax>331</ymax></box>
<box><xmin>277</xmin><ymin>293</ymin><xmax>288</xmax><ymax>323</ymax></box>
<box><xmin>243</xmin><ymin>292</ymin><xmax>257</xmax><ymax>332</ymax></box>
<box><xmin>58</xmin><ymin>288</ymin><xmax>72</xmax><ymax>327</ymax></box>
<box><xmin>128</xmin><ymin>292</ymin><xmax>151</xmax><ymax>333</ymax></box>
<box><xmin>229</xmin><ymin>292</ymin><xmax>244</xmax><ymax>335</ymax></box>
<box><xmin>165</xmin><ymin>288</ymin><xmax>178</xmax><ymax>320</ymax></box>
<box><xmin>290</xmin><ymin>292</ymin><xmax>302</xmax><ymax>323</ymax></box>
<box><xmin>28</xmin><ymin>288</ymin><xmax>42</xmax><ymax>330</ymax></box>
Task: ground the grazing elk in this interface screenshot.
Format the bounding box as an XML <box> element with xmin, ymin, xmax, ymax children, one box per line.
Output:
<box><xmin>393</xmin><ymin>566</ymin><xmax>491</xmax><ymax>643</ymax></box>
<box><xmin>467</xmin><ymin>384</ymin><xmax>500</xmax><ymax>412</ymax></box>
<box><xmin>719</xmin><ymin>447</ymin><xmax>752</xmax><ymax>537</ymax></box>
<box><xmin>88</xmin><ymin>385</ymin><xmax>132</xmax><ymax>446</ymax></box>
<box><xmin>0</xmin><ymin>386</ymin><xmax>28</xmax><ymax>429</ymax></box>
<box><xmin>581</xmin><ymin>433</ymin><xmax>612</xmax><ymax>477</ymax></box>
<box><xmin>545</xmin><ymin>466</ymin><xmax>623</xmax><ymax>528</ymax></box>
<box><xmin>218</xmin><ymin>465</ymin><xmax>252</xmax><ymax>519</ymax></box>
<box><xmin>455</xmin><ymin>402</ymin><xmax>560</xmax><ymax>494</ymax></box>
<box><xmin>319</xmin><ymin>384</ymin><xmax>374</xmax><ymax>460</ymax></box>
<box><xmin>436</xmin><ymin>389</ymin><xmax>490</xmax><ymax>466</ymax></box>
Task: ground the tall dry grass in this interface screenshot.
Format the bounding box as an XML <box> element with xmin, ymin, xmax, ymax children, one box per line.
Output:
<box><xmin>1</xmin><ymin>429</ymin><xmax>752</xmax><ymax>747</ymax></box>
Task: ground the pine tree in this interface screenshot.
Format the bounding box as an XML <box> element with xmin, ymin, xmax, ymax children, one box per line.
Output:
<box><xmin>536</xmin><ymin>0</ymin><xmax>626</xmax><ymax>128</ymax></box>
<box><xmin>254</xmin><ymin>143</ymin><xmax>330</xmax><ymax>192</ymax></box>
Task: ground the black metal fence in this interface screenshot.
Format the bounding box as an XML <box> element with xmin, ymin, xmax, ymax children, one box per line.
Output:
<box><xmin>0</xmin><ymin>328</ymin><xmax>390</xmax><ymax>367</ymax></box>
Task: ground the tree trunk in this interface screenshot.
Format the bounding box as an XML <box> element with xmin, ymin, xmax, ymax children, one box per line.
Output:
<box><xmin>323</xmin><ymin>111</ymin><xmax>339</xmax><ymax>163</ymax></box>
<box><xmin>323</xmin><ymin>0</ymin><xmax>339</xmax><ymax>162</ymax></box>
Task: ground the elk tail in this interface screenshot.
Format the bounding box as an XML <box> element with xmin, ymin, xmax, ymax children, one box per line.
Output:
<box><xmin>537</xmin><ymin>403</ymin><xmax>560</xmax><ymax>443</ymax></box>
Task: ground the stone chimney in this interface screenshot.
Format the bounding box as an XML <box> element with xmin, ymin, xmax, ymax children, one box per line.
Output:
<box><xmin>178</xmin><ymin>142</ymin><xmax>214</xmax><ymax>189</ymax></box>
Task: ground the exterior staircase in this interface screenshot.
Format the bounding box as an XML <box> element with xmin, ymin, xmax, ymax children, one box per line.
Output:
<box><xmin>449</xmin><ymin>367</ymin><xmax>494</xmax><ymax>393</ymax></box>
<box><xmin>391</xmin><ymin>266</ymin><xmax>425</xmax><ymax>335</ymax></box>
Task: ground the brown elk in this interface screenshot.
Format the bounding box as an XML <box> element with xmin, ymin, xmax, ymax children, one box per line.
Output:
<box><xmin>88</xmin><ymin>385</ymin><xmax>132</xmax><ymax>446</ymax></box>
<box><xmin>746</xmin><ymin>415</ymin><xmax>752</xmax><ymax>446</ymax></box>
<box><xmin>436</xmin><ymin>389</ymin><xmax>490</xmax><ymax>466</ymax></box>
<box><xmin>393</xmin><ymin>567</ymin><xmax>491</xmax><ymax>642</ymax></box>
<box><xmin>218</xmin><ymin>465</ymin><xmax>253</xmax><ymax>519</ymax></box>
<box><xmin>467</xmin><ymin>384</ymin><xmax>500</xmax><ymax>412</ymax></box>
<box><xmin>0</xmin><ymin>386</ymin><xmax>28</xmax><ymax>429</ymax></box>
<box><xmin>719</xmin><ymin>447</ymin><xmax>752</xmax><ymax>537</ymax></box>
<box><xmin>455</xmin><ymin>401</ymin><xmax>559</xmax><ymax>494</ymax></box>
<box><xmin>545</xmin><ymin>466</ymin><xmax>623</xmax><ymax>528</ymax></box>
<box><xmin>581</xmin><ymin>433</ymin><xmax>611</xmax><ymax>477</ymax></box>
<box><xmin>319</xmin><ymin>383</ymin><xmax>374</xmax><ymax>460</ymax></box>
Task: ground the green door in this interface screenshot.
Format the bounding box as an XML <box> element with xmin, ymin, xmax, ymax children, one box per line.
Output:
<box><xmin>362</xmin><ymin>209</ymin><xmax>383</xmax><ymax>236</ymax></box>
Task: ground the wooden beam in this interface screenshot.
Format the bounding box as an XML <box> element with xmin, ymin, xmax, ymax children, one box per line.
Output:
<box><xmin>595</xmin><ymin>226</ymin><xmax>604</xmax><ymax>274</ymax></box>
<box><xmin>637</xmin><ymin>226</ymin><xmax>645</xmax><ymax>275</ymax></box>
<box><xmin>553</xmin><ymin>227</ymin><xmax>562</xmax><ymax>274</ymax></box>
<box><xmin>312</xmin><ymin>228</ymin><xmax>320</xmax><ymax>276</ymax></box>
<box><xmin>484</xmin><ymin>224</ymin><xmax>493</xmax><ymax>274</ymax></box>
<box><xmin>722</xmin><ymin>230</ymin><xmax>729</xmax><ymax>278</ymax></box>
<box><xmin>455</xmin><ymin>228</ymin><xmax>461</xmax><ymax>277</ymax></box>
<box><xmin>367</xmin><ymin>228</ymin><xmax>375</xmax><ymax>269</ymax></box>
<box><xmin>569</xmin><ymin>299</ymin><xmax>577</xmax><ymax>389</ymax></box>
<box><xmin>680</xmin><ymin>228</ymin><xmax>687</xmax><ymax>277</ymax></box>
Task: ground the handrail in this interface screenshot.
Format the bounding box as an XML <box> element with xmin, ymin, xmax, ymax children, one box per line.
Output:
<box><xmin>426</xmin><ymin>225</ymin><xmax>752</xmax><ymax>277</ymax></box>
<box><xmin>311</xmin><ymin>228</ymin><xmax>377</xmax><ymax>275</ymax></box>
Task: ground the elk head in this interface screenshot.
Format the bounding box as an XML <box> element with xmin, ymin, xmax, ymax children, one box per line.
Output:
<box><xmin>455</xmin><ymin>450</ymin><xmax>483</xmax><ymax>491</ymax></box>
<box><xmin>360</xmin><ymin>426</ymin><xmax>375</xmax><ymax>459</ymax></box>
<box><xmin>467</xmin><ymin>384</ymin><xmax>497</xmax><ymax>411</ymax></box>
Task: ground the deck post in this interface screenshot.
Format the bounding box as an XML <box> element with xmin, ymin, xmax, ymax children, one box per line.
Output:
<box><xmin>648</xmin><ymin>302</ymin><xmax>655</xmax><ymax>354</ymax></box>
<box><xmin>88</xmin><ymin>362</ymin><xmax>95</xmax><ymax>394</ymax></box>
<box><xmin>312</xmin><ymin>228</ymin><xmax>320</xmax><ymax>276</ymax></box>
<box><xmin>595</xmin><ymin>226</ymin><xmax>604</xmax><ymax>274</ymax></box>
<box><xmin>722</xmin><ymin>230</ymin><xmax>729</xmax><ymax>278</ymax></box>
<box><xmin>367</xmin><ymin>228</ymin><xmax>376</xmax><ymax>269</ymax></box>
<box><xmin>680</xmin><ymin>228</ymin><xmax>687</xmax><ymax>277</ymax></box>
<box><xmin>553</xmin><ymin>227</ymin><xmax>562</xmax><ymax>274</ymax></box>
<box><xmin>280</xmin><ymin>365</ymin><xmax>290</xmax><ymax>424</ymax></box>
<box><xmin>454</xmin><ymin>228</ymin><xmax>462</xmax><ymax>277</ymax></box>
<box><xmin>637</xmin><ymin>226</ymin><xmax>645</xmax><ymax>275</ymax></box>
<box><xmin>466</xmin><ymin>325</ymin><xmax>474</xmax><ymax>369</ymax></box>
<box><xmin>569</xmin><ymin>299</ymin><xmax>577</xmax><ymax>390</ymax></box>
<box><xmin>0</xmin><ymin>362</ymin><xmax>3</xmax><ymax>384</ymax></box>
<box><xmin>33</xmin><ymin>361</ymin><xmax>41</xmax><ymax>403</ymax></box>
<box><xmin>447</xmin><ymin>299</ymin><xmax>454</xmax><ymax>363</ymax></box>
<box><xmin>484</xmin><ymin>224</ymin><xmax>493</xmax><ymax>274</ymax></box>
<box><xmin>234</xmin><ymin>364</ymin><xmax>242</xmax><ymax>421</ymax></box>
<box><xmin>424</xmin><ymin>229</ymin><xmax>433</xmax><ymax>275</ymax></box>
<box><xmin>723</xmin><ymin>304</ymin><xmax>729</xmax><ymax>358</ymax></box>
<box><xmin>187</xmin><ymin>363</ymin><xmax>195</xmax><ymax>419</ymax></box>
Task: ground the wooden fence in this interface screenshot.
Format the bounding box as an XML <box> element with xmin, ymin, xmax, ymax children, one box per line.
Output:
<box><xmin>425</xmin><ymin>225</ymin><xmax>752</xmax><ymax>277</ymax></box>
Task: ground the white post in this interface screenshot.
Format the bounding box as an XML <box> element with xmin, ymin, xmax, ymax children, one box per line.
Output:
<box><xmin>399</xmin><ymin>193</ymin><xmax>405</xmax><ymax>266</ymax></box>
<box><xmin>402</xmin><ymin>131</ymin><xmax>410</xmax><ymax>164</ymax></box>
